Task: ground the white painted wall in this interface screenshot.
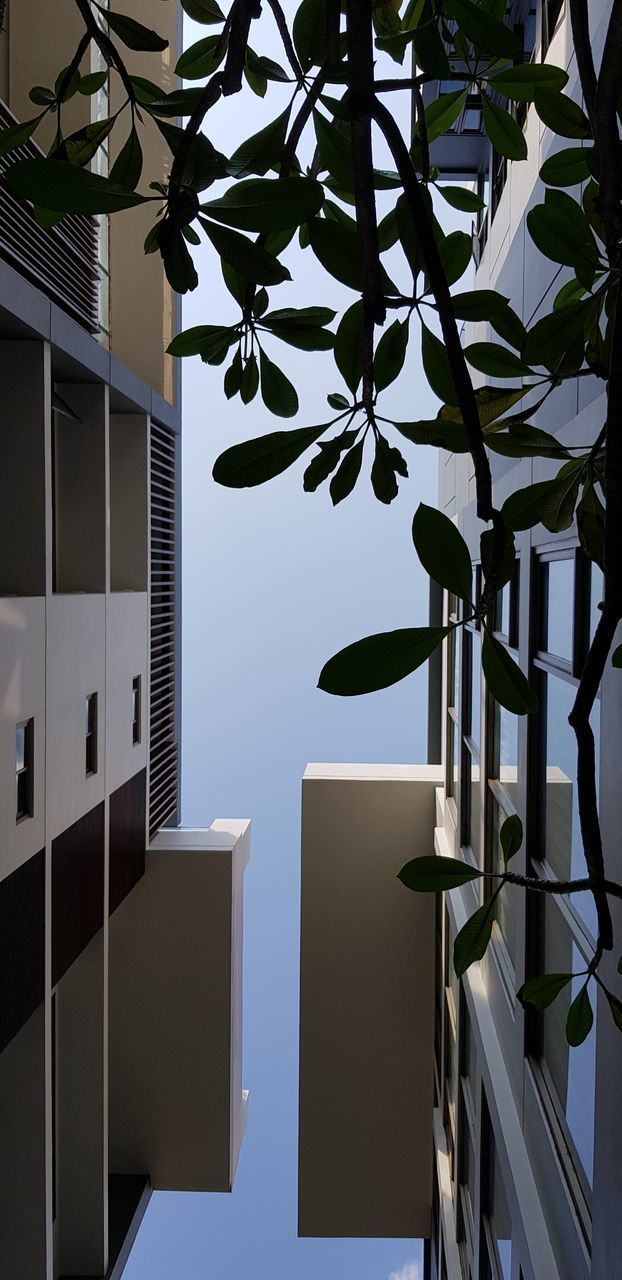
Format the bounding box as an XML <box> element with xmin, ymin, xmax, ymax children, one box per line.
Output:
<box><xmin>46</xmin><ymin>594</ymin><xmax>106</xmax><ymax>842</ymax></box>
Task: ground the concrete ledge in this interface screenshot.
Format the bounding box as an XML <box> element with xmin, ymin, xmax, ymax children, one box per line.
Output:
<box><xmin>298</xmin><ymin>764</ymin><xmax>442</xmax><ymax>1238</ymax></box>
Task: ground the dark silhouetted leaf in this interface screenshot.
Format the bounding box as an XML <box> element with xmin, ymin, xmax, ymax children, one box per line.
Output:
<box><xmin>482</xmin><ymin>95</ymin><xmax>527</xmax><ymax>160</ymax></box>
<box><xmin>5</xmin><ymin>158</ymin><xmax>148</xmax><ymax>213</ymax></box>
<box><xmin>566</xmin><ymin>985</ymin><xmax>593</xmax><ymax>1046</ymax></box>
<box><xmin>487</xmin><ymin>62</ymin><xmax>568</xmax><ymax>100</ymax></box>
<box><xmin>330</xmin><ymin>439</ymin><xmax>365</xmax><ymax>505</ymax></box>
<box><xmin>374</xmin><ymin>319</ymin><xmax>409</xmax><ymax>392</ymax></box>
<box><xmin>540</xmin><ymin>146</ymin><xmax>594</xmax><ymax>188</ymax></box>
<box><xmin>398</xmin><ymin>855</ymin><xmax>482</xmax><ymax>892</ymax></box>
<box><xmin>202</xmin><ymin>176</ymin><xmax>324</xmax><ymax>231</ymax></box>
<box><xmin>534</xmin><ymin>89</ymin><xmax>591</xmax><ymax>139</ymax></box>
<box><xmin>422</xmin><ymin>324</ymin><xmax>458</xmax><ymax>404</ymax></box>
<box><xmin>518</xmin><ymin>973</ymin><xmax>573</xmax><ymax>1010</ymax></box>
<box><xmin>453</xmin><ymin>900</ymin><xmax>496</xmax><ymax>978</ymax></box>
<box><xmin>110</xmin><ymin>126</ymin><xmax>143</xmax><ymax>189</ymax></box>
<box><xmin>213</xmin><ymin>422</ymin><xmax>329</xmax><ymax>487</ymax></box>
<box><xmin>464</xmin><ymin>342</ymin><xmax>531</xmax><ymax>379</ymax></box>
<box><xmin>500</xmin><ymin>813</ymin><xmax>522</xmax><ymax>863</ymax></box>
<box><xmin>318</xmin><ymin>625</ymin><xmax>450</xmax><ymax>695</ymax></box>
<box><xmin>105</xmin><ymin>8</ymin><xmax>168</xmax><ymax>51</ymax></box>
<box><xmin>447</xmin><ymin>0</ymin><xmax>521</xmax><ymax>57</ymax></box>
<box><xmin>482</xmin><ymin>631</ymin><xmax>538</xmax><ymax>714</ymax></box>
<box><xmin>202</xmin><ymin>220</ymin><xmax>291</xmax><ymax>285</ymax></box>
<box><xmin>228</xmin><ymin>107</ymin><xmax>291</xmax><ymax>178</ymax></box>
<box><xmin>176</xmin><ymin>34</ymin><xmax>227</xmax><ymax>79</ymax></box>
<box><xmin>412</xmin><ymin>503</ymin><xmax>472</xmax><ymax>601</ymax></box>
<box><xmin>259</xmin><ymin>348</ymin><xmax>299</xmax><ymax>417</ymax></box>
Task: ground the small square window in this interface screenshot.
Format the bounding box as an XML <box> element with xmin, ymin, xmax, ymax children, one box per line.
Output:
<box><xmin>85</xmin><ymin>693</ymin><xmax>98</xmax><ymax>776</ymax></box>
<box><xmin>16</xmin><ymin>719</ymin><xmax>34</xmax><ymax>821</ymax></box>
<box><xmin>132</xmin><ymin>676</ymin><xmax>141</xmax><ymax>745</ymax></box>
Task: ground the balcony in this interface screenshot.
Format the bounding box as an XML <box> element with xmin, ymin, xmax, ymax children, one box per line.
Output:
<box><xmin>298</xmin><ymin>763</ymin><xmax>442</xmax><ymax>1238</ymax></box>
<box><xmin>0</xmin><ymin>100</ymin><xmax>99</xmax><ymax>333</ymax></box>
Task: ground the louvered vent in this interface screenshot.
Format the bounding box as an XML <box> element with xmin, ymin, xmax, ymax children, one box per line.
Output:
<box><xmin>149</xmin><ymin>422</ymin><xmax>179</xmax><ymax>839</ymax></box>
<box><xmin>0</xmin><ymin>101</ymin><xmax>99</xmax><ymax>333</ymax></box>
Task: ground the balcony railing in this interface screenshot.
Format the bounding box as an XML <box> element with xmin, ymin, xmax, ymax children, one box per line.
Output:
<box><xmin>0</xmin><ymin>100</ymin><xmax>99</xmax><ymax>333</ymax></box>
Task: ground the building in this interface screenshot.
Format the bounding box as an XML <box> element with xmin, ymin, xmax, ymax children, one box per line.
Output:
<box><xmin>298</xmin><ymin>3</ymin><xmax>621</xmax><ymax>1279</ymax></box>
<box><xmin>0</xmin><ymin>4</ymin><xmax>249</xmax><ymax>1277</ymax></box>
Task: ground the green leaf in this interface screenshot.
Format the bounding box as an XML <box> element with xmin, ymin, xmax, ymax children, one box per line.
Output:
<box><xmin>5</xmin><ymin>158</ymin><xmax>147</xmax><ymax>213</ymax></box>
<box><xmin>159</xmin><ymin>225</ymin><xmax>199</xmax><ymax>294</ymax></box>
<box><xmin>482</xmin><ymin>630</ymin><xmax>538</xmax><ymax>714</ymax></box>
<box><xmin>303</xmin><ymin>431</ymin><xmax>358</xmax><ymax>492</ymax></box>
<box><xmin>437</xmin><ymin>230</ymin><xmax>472</xmax><ymax>286</ymax></box>
<box><xmin>259</xmin><ymin>348</ymin><xmax>299</xmax><ymax>418</ymax></box>
<box><xmin>213</xmin><ymin>422</ymin><xmax>329</xmax><ymax>488</ymax></box>
<box><xmin>140</xmin><ymin>86</ymin><xmax>210</xmax><ymax>117</ymax></box>
<box><xmin>54</xmin><ymin>117</ymin><xmax>115</xmax><ymax>168</ymax></box>
<box><xmin>605</xmin><ymin>990</ymin><xmax>622</xmax><ymax>1033</ymax></box>
<box><xmin>370</xmin><ymin>437</ymin><xmax>408</xmax><ymax>505</ymax></box>
<box><xmin>264</xmin><ymin>306</ymin><xmax>336</xmax><ymax>328</ymax></box>
<box><xmin>202</xmin><ymin>176</ymin><xmax>324</xmax><ymax>232</ymax></box>
<box><xmin>265</xmin><ymin>324</ymin><xmax>334</xmax><ymax>352</ymax></box>
<box><xmin>398</xmin><ymin>855</ymin><xmax>482</xmax><ymax>893</ymax></box>
<box><xmin>167</xmin><ymin>324</ymin><xmax>235</xmax><ymax>359</ymax></box>
<box><xmin>294</xmin><ymin>0</ymin><xmax>329</xmax><ymax>70</ymax></box>
<box><xmin>228</xmin><ymin>107</ymin><xmax>291</xmax><ymax>179</ymax></box>
<box><xmin>0</xmin><ymin>116</ymin><xmax>42</xmax><ymax>158</ymax></box>
<box><xmin>486</xmin><ymin>424</ymin><xmax>571</xmax><ymax>460</ymax></box>
<box><xmin>29</xmin><ymin>86</ymin><xmax>55</xmax><ymax>106</ymax></box>
<box><xmin>308</xmin><ymin>218</ymin><xmax>362</xmax><ymax>291</ymax></box>
<box><xmin>378</xmin><ymin>206</ymin><xmax>399</xmax><ymax>251</ymax></box>
<box><xmin>314</xmin><ymin>111</ymin><xmax>353</xmax><ymax>190</ymax></box>
<box><xmin>502</xmin><ymin>464</ymin><xmax>583</xmax><ymax>534</ymax></box>
<box><xmin>453</xmin><ymin>900</ymin><xmax>496</xmax><ymax>978</ymax></box>
<box><xmin>441</xmin><ymin>384</ymin><xmax>533</xmax><ymax>429</ymax></box>
<box><xmin>540</xmin><ymin>146</ymin><xmax>594</xmax><ymax>188</ymax></box>
<box><xmin>500</xmin><ymin>813</ymin><xmax>522</xmax><ymax>863</ymax></box>
<box><xmin>518</xmin><ymin>973</ymin><xmax>573</xmax><ymax>1010</ymax></box>
<box><xmin>437</xmin><ymin>184</ymin><xmax>485</xmax><ymax>213</ymax></box>
<box><xmin>374</xmin><ymin>319</ymin><xmax>409</xmax><ymax>392</ymax></box>
<box><xmin>422</xmin><ymin>324</ymin><xmax>458</xmax><ymax>404</ymax></box>
<box><xmin>240</xmin><ymin>353</ymin><xmax>259</xmax><ymax>404</ymax></box>
<box><xmin>224</xmin><ymin>349</ymin><xmax>243</xmax><ymax>399</ymax></box>
<box><xmin>327</xmin><ymin>393</ymin><xmax>349</xmax><ymax>410</ymax></box>
<box><xmin>412</xmin><ymin>503</ymin><xmax>472</xmax><ymax>601</ymax></box>
<box><xmin>527</xmin><ymin>190</ymin><xmax>598</xmax><ymax>269</ymax></box>
<box><xmin>175</xmin><ymin>34</ymin><xmax>226</xmax><ymax>79</ymax></box>
<box><xmin>490</xmin><ymin>304</ymin><xmax>527</xmax><ymax>353</ymax></box>
<box><xmin>534</xmin><ymin>90</ymin><xmax>591</xmax><ymax>139</ymax></box>
<box><xmin>318</xmin><ymin>625</ymin><xmax>450</xmax><ymax>696</ymax></box>
<box><xmin>524</xmin><ymin>298</ymin><xmax>596</xmax><ymax>367</ymax></box>
<box><xmin>464</xmin><ymin>342</ymin><xmax>531</xmax><ymax>379</ymax></box>
<box><xmin>487</xmin><ymin>62</ymin><xmax>568</xmax><ymax>101</ymax></box>
<box><xmin>105</xmin><ymin>8</ymin><xmax>168</xmax><ymax>52</ymax></box>
<box><xmin>78</xmin><ymin>70</ymin><xmax>109</xmax><ymax>95</ymax></box>
<box><xmin>393</xmin><ymin>418</ymin><xmax>470</xmax><ymax>452</ymax></box>
<box><xmin>577</xmin><ymin>484</ymin><xmax>605</xmax><ymax>570</ymax></box>
<box><xmin>424</xmin><ymin>90</ymin><xmax>467</xmax><ymax>142</ymax></box>
<box><xmin>330</xmin><ymin>439</ymin><xmax>365</xmax><ymax>505</ymax></box>
<box><xmin>612</xmin><ymin>645</ymin><xmax>622</xmax><ymax>669</ymax></box>
<box><xmin>159</xmin><ymin>123</ymin><xmax>228</xmax><ymax>189</ymax></box>
<box><xmin>566</xmin><ymin>985</ymin><xmax>593</xmax><ymax>1047</ymax></box>
<box><xmin>181</xmin><ymin>0</ymin><xmax>225</xmax><ymax>22</ymax></box>
<box><xmin>201</xmin><ymin>220</ymin><xmax>291</xmax><ymax>285</ymax></box>
<box><xmin>396</xmin><ymin>193</ymin><xmax>422</xmax><ymax>280</ymax></box>
<box><xmin>109</xmin><ymin>127</ymin><xmax>143</xmax><ymax>189</ymax></box>
<box><xmin>482</xmin><ymin>95</ymin><xmax>527</xmax><ymax>161</ymax></box>
<box><xmin>452</xmin><ymin>290</ymin><xmax>510</xmax><ymax>321</ymax></box>
<box><xmin>446</xmin><ymin>0</ymin><xmax>521</xmax><ymax>57</ymax></box>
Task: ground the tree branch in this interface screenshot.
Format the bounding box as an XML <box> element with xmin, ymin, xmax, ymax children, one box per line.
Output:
<box><xmin>568</xmin><ymin>0</ymin><xmax>597</xmax><ymax>126</ymax></box>
<box><xmin>222</xmin><ymin>0</ymin><xmax>262</xmax><ymax>97</ymax></box>
<box><xmin>265</xmin><ymin>0</ymin><xmax>304</xmax><ymax>83</ymax></box>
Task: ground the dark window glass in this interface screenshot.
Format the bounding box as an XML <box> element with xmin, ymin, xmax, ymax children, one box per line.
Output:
<box><xmin>467</xmin><ymin>630</ymin><xmax>481</xmax><ymax>749</ymax></box>
<box><xmin>465</xmin><ymin>748</ymin><xmax>482</xmax><ymax>864</ymax></box>
<box><xmin>542</xmin><ymin>557</ymin><xmax>574</xmax><ymax>661</ymax></box>
<box><xmin>544</xmin><ymin>675</ymin><xmax>599</xmax><ymax>937</ymax></box>
<box><xmin>543</xmin><ymin>0</ymin><xmax>564</xmax><ymax>55</ymax></box>
<box><xmin>132</xmin><ymin>675</ymin><xmax>141</xmax><ymax>745</ymax></box>
<box><xmin>85</xmin><ymin>693</ymin><xmax>98</xmax><ymax>776</ymax></box>
<box><xmin>487</xmin><ymin>1141</ymin><xmax>512</xmax><ymax>1280</ymax></box>
<box><xmin>16</xmin><ymin>719</ymin><xmax>33</xmax><ymax>820</ymax></box>
<box><xmin>541</xmin><ymin>900</ymin><xmax>596</xmax><ymax>1186</ymax></box>
<box><xmin>448</xmin><ymin>714</ymin><xmax>458</xmax><ymax>799</ymax></box>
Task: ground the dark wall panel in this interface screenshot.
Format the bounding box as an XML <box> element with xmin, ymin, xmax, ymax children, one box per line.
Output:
<box><xmin>0</xmin><ymin>849</ymin><xmax>45</xmax><ymax>1053</ymax></box>
<box><xmin>109</xmin><ymin>769</ymin><xmax>146</xmax><ymax>917</ymax></box>
<box><xmin>52</xmin><ymin>804</ymin><xmax>104</xmax><ymax>987</ymax></box>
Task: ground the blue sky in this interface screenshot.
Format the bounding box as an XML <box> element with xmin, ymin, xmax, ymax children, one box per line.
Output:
<box><xmin>123</xmin><ymin>11</ymin><xmax>453</xmax><ymax>1275</ymax></box>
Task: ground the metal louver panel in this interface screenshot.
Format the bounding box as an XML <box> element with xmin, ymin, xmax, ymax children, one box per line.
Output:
<box><xmin>0</xmin><ymin>100</ymin><xmax>99</xmax><ymax>333</ymax></box>
<box><xmin>149</xmin><ymin>422</ymin><xmax>179</xmax><ymax>838</ymax></box>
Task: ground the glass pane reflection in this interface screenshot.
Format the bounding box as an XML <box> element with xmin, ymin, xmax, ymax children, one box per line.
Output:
<box><xmin>491</xmin><ymin>802</ymin><xmax>516</xmax><ymax>965</ymax></box>
<box><xmin>468</xmin><ymin>630</ymin><xmax>481</xmax><ymax>748</ymax></box>
<box><xmin>542</xmin><ymin>913</ymin><xmax>596</xmax><ymax>1186</ymax></box>
<box><xmin>543</xmin><ymin>558</ymin><xmax>574</xmax><ymax>661</ymax></box>
<box><xmin>488</xmin><ymin>1144</ymin><xmax>512</xmax><ymax>1280</ymax></box>
<box><xmin>544</xmin><ymin>675</ymin><xmax>599</xmax><ymax>938</ymax></box>
<box><xmin>589</xmin><ymin>564</ymin><xmax>603</xmax><ymax>644</ymax></box>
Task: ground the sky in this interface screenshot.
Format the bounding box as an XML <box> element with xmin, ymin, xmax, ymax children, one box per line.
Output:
<box><xmin>124</xmin><ymin>10</ymin><xmax>457</xmax><ymax>1276</ymax></box>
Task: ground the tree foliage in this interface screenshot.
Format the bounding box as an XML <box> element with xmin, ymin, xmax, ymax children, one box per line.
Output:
<box><xmin>6</xmin><ymin>0</ymin><xmax>622</xmax><ymax>1046</ymax></box>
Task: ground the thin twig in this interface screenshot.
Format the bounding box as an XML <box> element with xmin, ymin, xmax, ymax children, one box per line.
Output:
<box><xmin>265</xmin><ymin>0</ymin><xmax>304</xmax><ymax>83</ymax></box>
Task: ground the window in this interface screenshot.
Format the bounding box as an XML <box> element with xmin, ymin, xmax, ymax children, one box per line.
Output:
<box><xmin>16</xmin><ymin>719</ymin><xmax>33</xmax><ymax>821</ymax></box>
<box><xmin>529</xmin><ymin>547</ymin><xmax>598</xmax><ymax>1210</ymax></box>
<box><xmin>476</xmin><ymin>167</ymin><xmax>490</xmax><ymax>259</ymax></box>
<box><xmin>542</xmin><ymin>0</ymin><xmax>564</xmax><ymax>56</ymax></box>
<box><xmin>85</xmin><ymin>693</ymin><xmax>98</xmax><ymax>776</ymax></box>
<box><xmin>482</xmin><ymin>1113</ymin><xmax>512</xmax><ymax>1280</ymax></box>
<box><xmin>443</xmin><ymin>910</ymin><xmax>459</xmax><ymax>1178</ymax></box>
<box><xmin>487</xmin><ymin>562</ymin><xmax>521</xmax><ymax>970</ymax></box>
<box><xmin>446</xmin><ymin>596</ymin><xmax>460</xmax><ymax>803</ymax></box>
<box><xmin>132</xmin><ymin>675</ymin><xmax>141</xmax><ymax>745</ymax></box>
<box><xmin>462</xmin><ymin>587</ymin><xmax>483</xmax><ymax>866</ymax></box>
<box><xmin>457</xmin><ymin>1004</ymin><xmax>477</xmax><ymax>1278</ymax></box>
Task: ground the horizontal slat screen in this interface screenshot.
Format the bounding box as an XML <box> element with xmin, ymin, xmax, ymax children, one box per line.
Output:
<box><xmin>0</xmin><ymin>100</ymin><xmax>99</xmax><ymax>333</ymax></box>
<box><xmin>149</xmin><ymin>421</ymin><xmax>179</xmax><ymax>838</ymax></box>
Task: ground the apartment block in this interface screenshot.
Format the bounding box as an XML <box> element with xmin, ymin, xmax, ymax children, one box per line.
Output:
<box><xmin>298</xmin><ymin>4</ymin><xmax>621</xmax><ymax>1279</ymax></box>
<box><xmin>0</xmin><ymin>4</ymin><xmax>249</xmax><ymax>1277</ymax></box>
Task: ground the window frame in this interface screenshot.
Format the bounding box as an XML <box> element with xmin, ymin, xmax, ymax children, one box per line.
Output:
<box><xmin>85</xmin><ymin>692</ymin><xmax>98</xmax><ymax>777</ymax></box>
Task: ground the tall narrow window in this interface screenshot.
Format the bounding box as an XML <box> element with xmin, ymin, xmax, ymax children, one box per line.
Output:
<box><xmin>132</xmin><ymin>676</ymin><xmax>141</xmax><ymax>745</ymax></box>
<box><xmin>16</xmin><ymin>719</ymin><xmax>33</xmax><ymax>821</ymax></box>
<box><xmin>85</xmin><ymin>693</ymin><xmax>98</xmax><ymax>776</ymax></box>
